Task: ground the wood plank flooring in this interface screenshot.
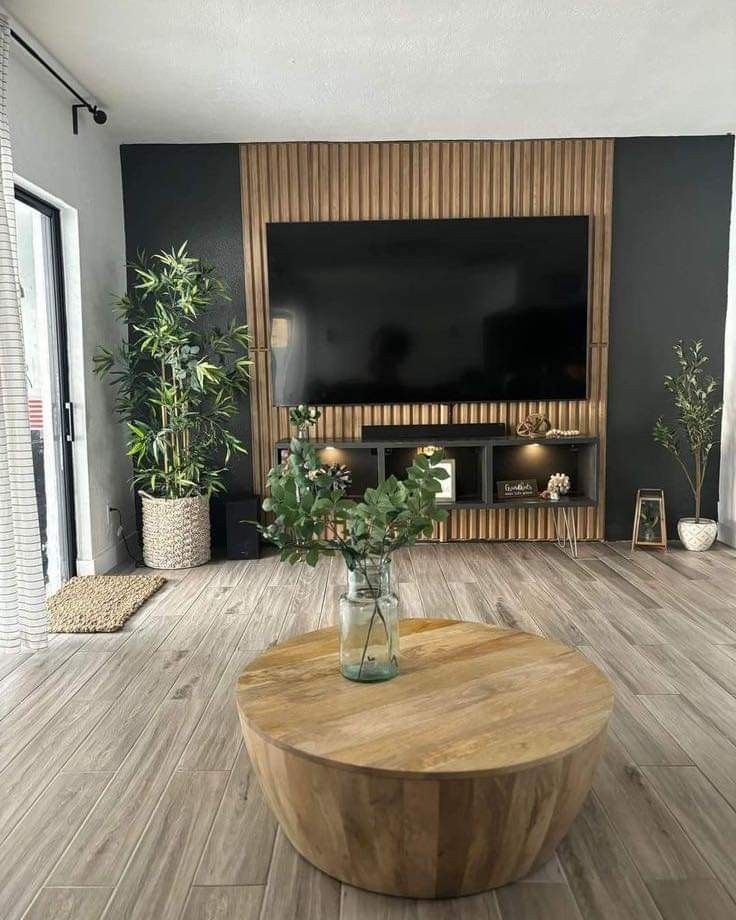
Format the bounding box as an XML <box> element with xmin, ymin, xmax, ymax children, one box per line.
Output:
<box><xmin>2</xmin><ymin>541</ymin><xmax>736</xmax><ymax>919</ymax></box>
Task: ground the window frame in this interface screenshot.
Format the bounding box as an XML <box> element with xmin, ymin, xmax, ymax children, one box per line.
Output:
<box><xmin>15</xmin><ymin>184</ymin><xmax>78</xmax><ymax>578</ymax></box>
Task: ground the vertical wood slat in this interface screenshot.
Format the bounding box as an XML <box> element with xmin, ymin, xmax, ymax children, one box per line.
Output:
<box><xmin>240</xmin><ymin>139</ymin><xmax>614</xmax><ymax>541</ymax></box>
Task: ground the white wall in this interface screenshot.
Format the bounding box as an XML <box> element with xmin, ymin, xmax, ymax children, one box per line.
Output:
<box><xmin>719</xmin><ymin>152</ymin><xmax>736</xmax><ymax>547</ymax></box>
<box><xmin>8</xmin><ymin>36</ymin><xmax>134</xmax><ymax>573</ymax></box>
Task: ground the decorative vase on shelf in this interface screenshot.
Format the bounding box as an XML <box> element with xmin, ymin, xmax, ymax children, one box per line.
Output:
<box><xmin>339</xmin><ymin>558</ymin><xmax>399</xmax><ymax>682</ymax></box>
<box><xmin>289</xmin><ymin>405</ymin><xmax>321</xmax><ymax>441</ymax></box>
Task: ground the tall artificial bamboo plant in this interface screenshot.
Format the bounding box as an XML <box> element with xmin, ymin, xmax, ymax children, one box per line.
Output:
<box><xmin>94</xmin><ymin>244</ymin><xmax>252</xmax><ymax>498</ymax></box>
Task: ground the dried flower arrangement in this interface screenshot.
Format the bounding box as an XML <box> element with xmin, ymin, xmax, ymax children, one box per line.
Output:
<box><xmin>289</xmin><ymin>405</ymin><xmax>321</xmax><ymax>437</ymax></box>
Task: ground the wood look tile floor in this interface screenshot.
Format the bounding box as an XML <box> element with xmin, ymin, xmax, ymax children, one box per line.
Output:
<box><xmin>2</xmin><ymin>541</ymin><xmax>736</xmax><ymax>919</ymax></box>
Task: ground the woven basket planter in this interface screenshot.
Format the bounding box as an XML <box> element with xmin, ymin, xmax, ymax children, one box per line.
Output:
<box><xmin>140</xmin><ymin>493</ymin><xmax>211</xmax><ymax>569</ymax></box>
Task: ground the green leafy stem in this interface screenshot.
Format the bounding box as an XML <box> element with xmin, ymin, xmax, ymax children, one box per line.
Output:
<box><xmin>258</xmin><ymin>439</ymin><xmax>450</xmax><ymax>673</ymax></box>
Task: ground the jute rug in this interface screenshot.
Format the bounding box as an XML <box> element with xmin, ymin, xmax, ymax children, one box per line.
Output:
<box><xmin>48</xmin><ymin>574</ymin><xmax>166</xmax><ymax>633</ymax></box>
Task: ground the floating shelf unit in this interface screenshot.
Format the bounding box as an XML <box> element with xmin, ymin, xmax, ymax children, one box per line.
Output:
<box><xmin>274</xmin><ymin>435</ymin><xmax>599</xmax><ymax>512</ymax></box>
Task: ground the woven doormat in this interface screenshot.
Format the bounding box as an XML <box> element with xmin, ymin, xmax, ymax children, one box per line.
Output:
<box><xmin>48</xmin><ymin>574</ymin><xmax>166</xmax><ymax>633</ymax></box>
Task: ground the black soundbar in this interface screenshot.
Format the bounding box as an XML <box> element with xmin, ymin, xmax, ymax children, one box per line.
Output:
<box><xmin>361</xmin><ymin>422</ymin><xmax>507</xmax><ymax>442</ymax></box>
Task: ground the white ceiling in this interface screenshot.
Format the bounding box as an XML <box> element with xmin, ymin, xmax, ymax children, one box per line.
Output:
<box><xmin>6</xmin><ymin>0</ymin><xmax>736</xmax><ymax>144</ymax></box>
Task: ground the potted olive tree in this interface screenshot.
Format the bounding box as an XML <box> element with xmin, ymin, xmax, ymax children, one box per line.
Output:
<box><xmin>653</xmin><ymin>340</ymin><xmax>722</xmax><ymax>551</ymax></box>
<box><xmin>260</xmin><ymin>436</ymin><xmax>448</xmax><ymax>682</ymax></box>
<box><xmin>94</xmin><ymin>244</ymin><xmax>251</xmax><ymax>568</ymax></box>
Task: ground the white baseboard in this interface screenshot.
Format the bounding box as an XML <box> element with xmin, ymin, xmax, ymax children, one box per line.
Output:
<box><xmin>76</xmin><ymin>530</ymin><xmax>139</xmax><ymax>575</ymax></box>
<box><xmin>718</xmin><ymin>521</ymin><xmax>736</xmax><ymax>548</ymax></box>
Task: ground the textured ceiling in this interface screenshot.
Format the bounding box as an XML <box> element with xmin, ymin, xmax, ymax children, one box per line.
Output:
<box><xmin>6</xmin><ymin>0</ymin><xmax>736</xmax><ymax>143</ymax></box>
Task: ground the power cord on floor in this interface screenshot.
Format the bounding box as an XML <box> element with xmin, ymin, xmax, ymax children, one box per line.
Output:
<box><xmin>109</xmin><ymin>506</ymin><xmax>144</xmax><ymax>567</ymax></box>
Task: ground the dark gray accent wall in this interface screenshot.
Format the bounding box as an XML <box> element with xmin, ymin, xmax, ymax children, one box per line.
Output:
<box><xmin>606</xmin><ymin>136</ymin><xmax>733</xmax><ymax>539</ymax></box>
<box><xmin>119</xmin><ymin>138</ymin><xmax>734</xmax><ymax>544</ymax></box>
<box><xmin>120</xmin><ymin>144</ymin><xmax>252</xmax><ymax>545</ymax></box>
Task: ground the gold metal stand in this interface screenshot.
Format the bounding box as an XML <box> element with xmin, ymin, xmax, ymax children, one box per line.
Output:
<box><xmin>631</xmin><ymin>489</ymin><xmax>668</xmax><ymax>552</ymax></box>
<box><xmin>553</xmin><ymin>505</ymin><xmax>578</xmax><ymax>558</ymax></box>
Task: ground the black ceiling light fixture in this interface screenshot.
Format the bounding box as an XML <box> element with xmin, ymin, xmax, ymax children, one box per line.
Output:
<box><xmin>11</xmin><ymin>29</ymin><xmax>108</xmax><ymax>135</ymax></box>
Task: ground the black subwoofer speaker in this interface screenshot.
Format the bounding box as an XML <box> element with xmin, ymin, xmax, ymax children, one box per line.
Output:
<box><xmin>225</xmin><ymin>496</ymin><xmax>260</xmax><ymax>560</ymax></box>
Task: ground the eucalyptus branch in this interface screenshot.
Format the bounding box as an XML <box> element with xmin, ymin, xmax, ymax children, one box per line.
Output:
<box><xmin>259</xmin><ymin>438</ymin><xmax>448</xmax><ymax>568</ymax></box>
<box><xmin>355</xmin><ymin>550</ymin><xmax>390</xmax><ymax>678</ymax></box>
<box><xmin>259</xmin><ymin>438</ymin><xmax>449</xmax><ymax>678</ymax></box>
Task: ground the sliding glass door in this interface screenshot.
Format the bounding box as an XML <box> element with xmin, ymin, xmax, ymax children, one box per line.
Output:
<box><xmin>15</xmin><ymin>187</ymin><xmax>76</xmax><ymax>591</ymax></box>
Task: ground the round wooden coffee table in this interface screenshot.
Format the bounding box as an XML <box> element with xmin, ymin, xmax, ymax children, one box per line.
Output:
<box><xmin>236</xmin><ymin>618</ymin><xmax>613</xmax><ymax>898</ymax></box>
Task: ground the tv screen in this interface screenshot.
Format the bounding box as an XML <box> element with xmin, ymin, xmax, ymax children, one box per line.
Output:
<box><xmin>267</xmin><ymin>216</ymin><xmax>589</xmax><ymax>405</ymax></box>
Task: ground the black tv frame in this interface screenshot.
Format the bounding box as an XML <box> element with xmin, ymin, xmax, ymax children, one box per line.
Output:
<box><xmin>266</xmin><ymin>214</ymin><xmax>592</xmax><ymax>407</ymax></box>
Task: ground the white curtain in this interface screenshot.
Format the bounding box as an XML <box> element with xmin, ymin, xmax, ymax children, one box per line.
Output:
<box><xmin>0</xmin><ymin>14</ymin><xmax>48</xmax><ymax>651</ymax></box>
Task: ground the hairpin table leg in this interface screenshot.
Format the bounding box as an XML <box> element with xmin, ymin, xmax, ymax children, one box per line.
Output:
<box><xmin>553</xmin><ymin>506</ymin><xmax>578</xmax><ymax>558</ymax></box>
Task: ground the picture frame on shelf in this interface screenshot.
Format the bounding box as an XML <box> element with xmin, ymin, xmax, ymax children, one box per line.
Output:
<box><xmin>435</xmin><ymin>458</ymin><xmax>456</xmax><ymax>503</ymax></box>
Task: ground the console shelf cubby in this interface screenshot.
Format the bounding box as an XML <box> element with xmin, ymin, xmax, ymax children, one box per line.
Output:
<box><xmin>275</xmin><ymin>443</ymin><xmax>380</xmax><ymax>500</ymax></box>
<box><xmin>275</xmin><ymin>435</ymin><xmax>598</xmax><ymax>513</ymax></box>
<box><xmin>489</xmin><ymin>437</ymin><xmax>598</xmax><ymax>508</ymax></box>
<box><xmin>384</xmin><ymin>444</ymin><xmax>485</xmax><ymax>506</ymax></box>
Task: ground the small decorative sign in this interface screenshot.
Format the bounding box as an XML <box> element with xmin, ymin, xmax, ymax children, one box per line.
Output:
<box><xmin>496</xmin><ymin>479</ymin><xmax>537</xmax><ymax>500</ymax></box>
<box><xmin>435</xmin><ymin>458</ymin><xmax>456</xmax><ymax>503</ymax></box>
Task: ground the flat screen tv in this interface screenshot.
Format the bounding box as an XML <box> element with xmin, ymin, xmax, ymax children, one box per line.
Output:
<box><xmin>267</xmin><ymin>215</ymin><xmax>589</xmax><ymax>405</ymax></box>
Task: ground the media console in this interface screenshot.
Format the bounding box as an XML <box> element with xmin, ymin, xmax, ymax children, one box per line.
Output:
<box><xmin>274</xmin><ymin>434</ymin><xmax>599</xmax><ymax>512</ymax></box>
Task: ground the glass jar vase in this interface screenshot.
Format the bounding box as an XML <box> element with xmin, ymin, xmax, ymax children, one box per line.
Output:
<box><xmin>339</xmin><ymin>557</ymin><xmax>399</xmax><ymax>682</ymax></box>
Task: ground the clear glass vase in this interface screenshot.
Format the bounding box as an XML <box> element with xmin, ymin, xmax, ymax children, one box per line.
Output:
<box><xmin>339</xmin><ymin>558</ymin><xmax>399</xmax><ymax>682</ymax></box>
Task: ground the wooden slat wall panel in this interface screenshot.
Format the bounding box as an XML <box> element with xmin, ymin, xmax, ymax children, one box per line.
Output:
<box><xmin>240</xmin><ymin>139</ymin><xmax>613</xmax><ymax>541</ymax></box>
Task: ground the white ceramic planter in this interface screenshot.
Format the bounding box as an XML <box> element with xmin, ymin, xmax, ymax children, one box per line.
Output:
<box><xmin>677</xmin><ymin>517</ymin><xmax>717</xmax><ymax>552</ymax></box>
<box><xmin>140</xmin><ymin>493</ymin><xmax>211</xmax><ymax>568</ymax></box>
